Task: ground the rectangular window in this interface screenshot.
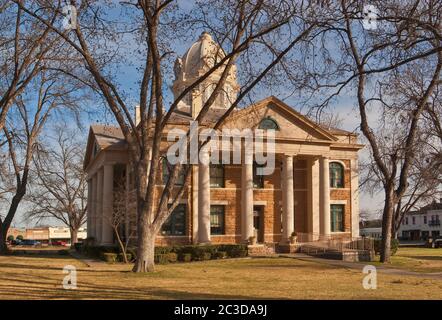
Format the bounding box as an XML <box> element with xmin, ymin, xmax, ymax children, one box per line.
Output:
<box><xmin>161</xmin><ymin>204</ymin><xmax>186</xmax><ymax>236</ymax></box>
<box><xmin>210</xmin><ymin>205</ymin><xmax>225</xmax><ymax>235</ymax></box>
<box><xmin>253</xmin><ymin>163</ymin><xmax>264</xmax><ymax>188</ymax></box>
<box><xmin>162</xmin><ymin>159</ymin><xmax>185</xmax><ymax>186</ymax></box>
<box><xmin>424</xmin><ymin>216</ymin><xmax>427</xmax><ymax>224</ymax></box>
<box><xmin>406</xmin><ymin>217</ymin><xmax>409</xmax><ymax>225</ymax></box>
<box><xmin>330</xmin><ymin>204</ymin><xmax>344</xmax><ymax>232</ymax></box>
<box><xmin>210</xmin><ymin>165</ymin><xmax>224</xmax><ymax>188</ymax></box>
<box><xmin>412</xmin><ymin>217</ymin><xmax>416</xmax><ymax>225</ymax></box>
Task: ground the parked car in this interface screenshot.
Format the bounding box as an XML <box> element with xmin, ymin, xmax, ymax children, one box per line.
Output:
<box><xmin>433</xmin><ymin>238</ymin><xmax>442</xmax><ymax>248</ymax></box>
<box><xmin>19</xmin><ymin>239</ymin><xmax>41</xmax><ymax>246</ymax></box>
<box><xmin>11</xmin><ymin>239</ymin><xmax>22</xmax><ymax>245</ymax></box>
<box><xmin>52</xmin><ymin>240</ymin><xmax>68</xmax><ymax>246</ymax></box>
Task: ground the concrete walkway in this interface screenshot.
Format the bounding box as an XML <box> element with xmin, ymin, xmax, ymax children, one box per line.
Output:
<box><xmin>280</xmin><ymin>253</ymin><xmax>442</xmax><ymax>280</ymax></box>
<box><xmin>68</xmin><ymin>250</ymin><xmax>107</xmax><ymax>268</ymax></box>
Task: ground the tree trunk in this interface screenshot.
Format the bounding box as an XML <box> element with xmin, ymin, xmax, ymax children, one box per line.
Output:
<box><xmin>70</xmin><ymin>228</ymin><xmax>78</xmax><ymax>248</ymax></box>
<box><xmin>114</xmin><ymin>226</ymin><xmax>128</xmax><ymax>264</ymax></box>
<box><xmin>380</xmin><ymin>189</ymin><xmax>395</xmax><ymax>263</ymax></box>
<box><xmin>0</xmin><ymin>226</ymin><xmax>8</xmax><ymax>255</ymax></box>
<box><xmin>133</xmin><ymin>224</ymin><xmax>155</xmax><ymax>272</ymax></box>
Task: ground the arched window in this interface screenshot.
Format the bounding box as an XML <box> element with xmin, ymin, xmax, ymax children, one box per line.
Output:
<box><xmin>329</xmin><ymin>162</ymin><xmax>344</xmax><ymax>188</ymax></box>
<box><xmin>258</xmin><ymin>117</ymin><xmax>280</xmax><ymax>130</ymax></box>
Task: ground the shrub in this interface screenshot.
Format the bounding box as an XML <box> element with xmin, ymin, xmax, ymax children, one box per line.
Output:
<box><xmin>7</xmin><ymin>235</ymin><xmax>14</xmax><ymax>241</ymax></box>
<box><xmin>102</xmin><ymin>252</ymin><xmax>118</xmax><ymax>263</ymax></box>
<box><xmin>74</xmin><ymin>242</ymin><xmax>82</xmax><ymax>252</ymax></box>
<box><xmin>374</xmin><ymin>239</ymin><xmax>399</xmax><ymax>256</ymax></box>
<box><xmin>390</xmin><ymin>239</ymin><xmax>399</xmax><ymax>256</ymax></box>
<box><xmin>155</xmin><ymin>246</ymin><xmax>173</xmax><ymax>255</ymax></box>
<box><xmin>200</xmin><ymin>252</ymin><xmax>211</xmax><ymax>261</ymax></box>
<box><xmin>178</xmin><ymin>253</ymin><xmax>192</xmax><ymax>262</ymax></box>
<box><xmin>166</xmin><ymin>252</ymin><xmax>178</xmax><ymax>263</ymax></box>
<box><xmin>154</xmin><ymin>254</ymin><xmax>169</xmax><ymax>264</ymax></box>
<box><xmin>16</xmin><ymin>235</ymin><xmax>24</xmax><ymax>241</ymax></box>
<box><xmin>230</xmin><ymin>248</ymin><xmax>248</xmax><ymax>258</ymax></box>
<box><xmin>118</xmin><ymin>253</ymin><xmax>133</xmax><ymax>262</ymax></box>
<box><xmin>214</xmin><ymin>251</ymin><xmax>227</xmax><ymax>259</ymax></box>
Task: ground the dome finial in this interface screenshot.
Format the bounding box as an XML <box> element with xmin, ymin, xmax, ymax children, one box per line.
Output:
<box><xmin>199</xmin><ymin>31</ymin><xmax>212</xmax><ymax>40</ymax></box>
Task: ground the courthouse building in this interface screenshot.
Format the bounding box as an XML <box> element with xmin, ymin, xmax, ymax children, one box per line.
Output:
<box><xmin>84</xmin><ymin>32</ymin><xmax>363</xmax><ymax>250</ymax></box>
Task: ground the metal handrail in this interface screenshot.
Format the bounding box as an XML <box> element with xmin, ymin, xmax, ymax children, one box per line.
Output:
<box><xmin>294</xmin><ymin>232</ymin><xmax>374</xmax><ymax>252</ymax></box>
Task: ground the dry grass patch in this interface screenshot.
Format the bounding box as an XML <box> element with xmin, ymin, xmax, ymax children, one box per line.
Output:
<box><xmin>0</xmin><ymin>254</ymin><xmax>441</xmax><ymax>300</ymax></box>
<box><xmin>372</xmin><ymin>247</ymin><xmax>442</xmax><ymax>273</ymax></box>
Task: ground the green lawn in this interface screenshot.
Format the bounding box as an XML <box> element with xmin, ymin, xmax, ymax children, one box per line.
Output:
<box><xmin>0</xmin><ymin>252</ymin><xmax>441</xmax><ymax>299</ymax></box>
<box><xmin>372</xmin><ymin>247</ymin><xmax>442</xmax><ymax>273</ymax></box>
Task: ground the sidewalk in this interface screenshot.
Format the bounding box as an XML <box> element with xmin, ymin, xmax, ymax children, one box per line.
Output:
<box><xmin>280</xmin><ymin>253</ymin><xmax>442</xmax><ymax>280</ymax></box>
<box><xmin>68</xmin><ymin>250</ymin><xmax>107</xmax><ymax>268</ymax></box>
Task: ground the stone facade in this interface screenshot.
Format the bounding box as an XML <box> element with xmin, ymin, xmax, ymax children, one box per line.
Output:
<box><xmin>83</xmin><ymin>33</ymin><xmax>364</xmax><ymax>248</ymax></box>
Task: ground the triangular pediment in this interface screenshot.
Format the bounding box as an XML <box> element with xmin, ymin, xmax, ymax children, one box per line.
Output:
<box><xmin>222</xmin><ymin>96</ymin><xmax>338</xmax><ymax>142</ymax></box>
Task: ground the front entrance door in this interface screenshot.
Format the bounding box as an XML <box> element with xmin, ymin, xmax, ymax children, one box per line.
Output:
<box><xmin>253</xmin><ymin>206</ymin><xmax>264</xmax><ymax>243</ymax></box>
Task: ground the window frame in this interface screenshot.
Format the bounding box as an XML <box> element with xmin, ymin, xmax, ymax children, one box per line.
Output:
<box><xmin>329</xmin><ymin>162</ymin><xmax>344</xmax><ymax>188</ymax></box>
<box><xmin>258</xmin><ymin>117</ymin><xmax>280</xmax><ymax>130</ymax></box>
<box><xmin>253</xmin><ymin>162</ymin><xmax>265</xmax><ymax>189</ymax></box>
<box><xmin>210</xmin><ymin>205</ymin><xmax>225</xmax><ymax>235</ymax></box>
<box><xmin>161</xmin><ymin>204</ymin><xmax>186</xmax><ymax>236</ymax></box>
<box><xmin>210</xmin><ymin>164</ymin><xmax>225</xmax><ymax>188</ymax></box>
<box><xmin>330</xmin><ymin>204</ymin><xmax>345</xmax><ymax>232</ymax></box>
<box><xmin>162</xmin><ymin>158</ymin><xmax>185</xmax><ymax>186</ymax></box>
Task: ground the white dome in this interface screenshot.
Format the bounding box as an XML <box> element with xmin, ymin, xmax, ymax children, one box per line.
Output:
<box><xmin>173</xmin><ymin>32</ymin><xmax>238</xmax><ymax>81</ymax></box>
<box><xmin>172</xmin><ymin>32</ymin><xmax>239</xmax><ymax>116</ymax></box>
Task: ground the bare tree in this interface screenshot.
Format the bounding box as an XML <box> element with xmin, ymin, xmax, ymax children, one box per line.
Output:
<box><xmin>303</xmin><ymin>0</ymin><xmax>442</xmax><ymax>262</ymax></box>
<box><xmin>16</xmin><ymin>0</ymin><xmax>335</xmax><ymax>272</ymax></box>
<box><xmin>0</xmin><ymin>1</ymin><xmax>60</xmax><ymax>132</ymax></box>
<box><xmin>103</xmin><ymin>182</ymin><xmax>135</xmax><ymax>264</ymax></box>
<box><xmin>0</xmin><ymin>73</ymin><xmax>57</xmax><ymax>253</ymax></box>
<box><xmin>27</xmin><ymin>126</ymin><xmax>87</xmax><ymax>246</ymax></box>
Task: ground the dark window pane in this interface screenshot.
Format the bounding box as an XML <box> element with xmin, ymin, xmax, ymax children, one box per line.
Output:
<box><xmin>258</xmin><ymin>117</ymin><xmax>280</xmax><ymax>130</ymax></box>
<box><xmin>210</xmin><ymin>165</ymin><xmax>224</xmax><ymax>188</ymax></box>
<box><xmin>330</xmin><ymin>204</ymin><xmax>344</xmax><ymax>232</ymax></box>
<box><xmin>253</xmin><ymin>163</ymin><xmax>264</xmax><ymax>188</ymax></box>
<box><xmin>210</xmin><ymin>205</ymin><xmax>225</xmax><ymax>235</ymax></box>
<box><xmin>162</xmin><ymin>159</ymin><xmax>185</xmax><ymax>185</ymax></box>
<box><xmin>161</xmin><ymin>204</ymin><xmax>186</xmax><ymax>235</ymax></box>
<box><xmin>329</xmin><ymin>162</ymin><xmax>344</xmax><ymax>188</ymax></box>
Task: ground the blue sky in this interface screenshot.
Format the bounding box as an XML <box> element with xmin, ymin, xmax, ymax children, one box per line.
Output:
<box><xmin>11</xmin><ymin>1</ymin><xmax>386</xmax><ymax>228</ymax></box>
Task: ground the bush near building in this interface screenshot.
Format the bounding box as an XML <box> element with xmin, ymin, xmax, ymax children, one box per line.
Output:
<box><xmin>374</xmin><ymin>239</ymin><xmax>399</xmax><ymax>256</ymax></box>
<box><xmin>77</xmin><ymin>243</ymin><xmax>248</xmax><ymax>263</ymax></box>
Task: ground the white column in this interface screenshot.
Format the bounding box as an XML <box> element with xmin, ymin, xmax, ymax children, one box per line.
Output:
<box><xmin>351</xmin><ymin>158</ymin><xmax>360</xmax><ymax>237</ymax></box>
<box><xmin>192</xmin><ymin>165</ymin><xmax>199</xmax><ymax>244</ymax></box>
<box><xmin>282</xmin><ymin>155</ymin><xmax>294</xmax><ymax>242</ymax></box>
<box><xmin>308</xmin><ymin>157</ymin><xmax>320</xmax><ymax>240</ymax></box>
<box><xmin>87</xmin><ymin>179</ymin><xmax>92</xmax><ymax>238</ymax></box>
<box><xmin>91</xmin><ymin>174</ymin><xmax>98</xmax><ymax>240</ymax></box>
<box><xmin>241</xmin><ymin>157</ymin><xmax>254</xmax><ymax>242</ymax></box>
<box><xmin>320</xmin><ymin>157</ymin><xmax>331</xmax><ymax>236</ymax></box>
<box><xmin>96</xmin><ymin>168</ymin><xmax>104</xmax><ymax>244</ymax></box>
<box><xmin>198</xmin><ymin>151</ymin><xmax>211</xmax><ymax>243</ymax></box>
<box><xmin>125</xmin><ymin>164</ymin><xmax>131</xmax><ymax>241</ymax></box>
<box><xmin>102</xmin><ymin>164</ymin><xmax>114</xmax><ymax>245</ymax></box>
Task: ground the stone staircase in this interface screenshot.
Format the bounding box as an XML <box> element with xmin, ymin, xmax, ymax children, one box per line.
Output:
<box><xmin>248</xmin><ymin>237</ymin><xmax>374</xmax><ymax>262</ymax></box>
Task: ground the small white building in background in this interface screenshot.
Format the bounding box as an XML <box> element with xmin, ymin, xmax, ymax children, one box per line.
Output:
<box><xmin>360</xmin><ymin>227</ymin><xmax>382</xmax><ymax>239</ymax></box>
<box><xmin>49</xmin><ymin>227</ymin><xmax>87</xmax><ymax>242</ymax></box>
<box><xmin>397</xmin><ymin>199</ymin><xmax>442</xmax><ymax>241</ymax></box>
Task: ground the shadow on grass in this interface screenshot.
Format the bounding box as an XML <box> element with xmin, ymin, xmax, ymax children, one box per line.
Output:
<box><xmin>0</xmin><ymin>272</ymin><xmax>277</xmax><ymax>300</ymax></box>
<box><xmin>407</xmin><ymin>255</ymin><xmax>442</xmax><ymax>261</ymax></box>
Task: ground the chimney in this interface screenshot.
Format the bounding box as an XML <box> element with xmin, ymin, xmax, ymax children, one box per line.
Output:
<box><xmin>135</xmin><ymin>105</ymin><xmax>141</xmax><ymax>126</ymax></box>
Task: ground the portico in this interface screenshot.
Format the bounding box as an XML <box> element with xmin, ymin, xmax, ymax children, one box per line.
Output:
<box><xmin>83</xmin><ymin>32</ymin><xmax>363</xmax><ymax>249</ymax></box>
